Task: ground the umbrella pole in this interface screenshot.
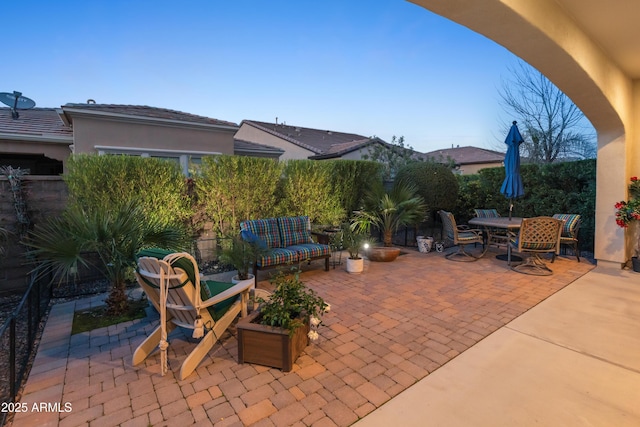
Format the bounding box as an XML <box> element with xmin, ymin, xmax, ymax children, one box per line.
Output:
<box><xmin>509</xmin><ymin>200</ymin><xmax>513</xmax><ymax>220</ymax></box>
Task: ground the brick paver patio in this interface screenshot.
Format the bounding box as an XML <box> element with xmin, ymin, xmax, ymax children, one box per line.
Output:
<box><xmin>11</xmin><ymin>247</ymin><xmax>594</xmax><ymax>426</ymax></box>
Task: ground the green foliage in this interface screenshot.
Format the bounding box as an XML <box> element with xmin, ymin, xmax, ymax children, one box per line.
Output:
<box><xmin>27</xmin><ymin>201</ymin><xmax>188</xmax><ymax>314</ymax></box>
<box><xmin>277</xmin><ymin>160</ymin><xmax>344</xmax><ymax>225</ymax></box>
<box><xmin>72</xmin><ymin>298</ymin><xmax>148</xmax><ymax>335</ymax></box>
<box><xmin>395</xmin><ymin>162</ymin><xmax>459</xmax><ymax>220</ymax></box>
<box><xmin>257</xmin><ymin>267</ymin><xmax>327</xmax><ymax>336</ymax></box>
<box><xmin>453</xmin><ymin>159</ymin><xmax>596</xmax><ymax>252</ymax></box>
<box><xmin>361</xmin><ymin>136</ymin><xmax>419</xmax><ymax>180</ymax></box>
<box><xmin>328</xmin><ymin>160</ymin><xmax>384</xmax><ymax>216</ymax></box>
<box><xmin>197</xmin><ymin>155</ymin><xmax>282</xmax><ymax>234</ymax></box>
<box><xmin>339</xmin><ymin>222</ymin><xmax>370</xmax><ymax>259</ymax></box>
<box><xmin>218</xmin><ymin>234</ymin><xmax>269</xmax><ymax>280</ymax></box>
<box><xmin>65</xmin><ymin>154</ymin><xmax>192</xmax><ymax>230</ymax></box>
<box><xmin>352</xmin><ymin>181</ymin><xmax>426</xmax><ymax>246</ymax></box>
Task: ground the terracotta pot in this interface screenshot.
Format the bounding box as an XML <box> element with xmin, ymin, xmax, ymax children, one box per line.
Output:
<box><xmin>368</xmin><ymin>247</ymin><xmax>401</xmax><ymax>262</ymax></box>
<box><xmin>236</xmin><ymin>311</ymin><xmax>309</xmax><ymax>372</ymax></box>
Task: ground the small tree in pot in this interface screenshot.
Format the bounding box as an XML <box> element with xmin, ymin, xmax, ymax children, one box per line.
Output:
<box><xmin>340</xmin><ymin>223</ymin><xmax>368</xmax><ymax>273</ymax></box>
<box><xmin>219</xmin><ymin>231</ymin><xmax>269</xmax><ymax>281</ymax></box>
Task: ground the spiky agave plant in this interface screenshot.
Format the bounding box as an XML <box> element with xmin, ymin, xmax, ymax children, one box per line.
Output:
<box><xmin>351</xmin><ymin>181</ymin><xmax>426</xmax><ymax>247</ymax></box>
<box><xmin>27</xmin><ymin>201</ymin><xmax>188</xmax><ymax>314</ymax></box>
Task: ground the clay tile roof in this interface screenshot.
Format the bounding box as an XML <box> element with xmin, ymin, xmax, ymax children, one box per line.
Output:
<box><xmin>243</xmin><ymin>120</ymin><xmax>370</xmax><ymax>154</ymax></box>
<box><xmin>0</xmin><ymin>107</ymin><xmax>72</xmax><ymax>139</ymax></box>
<box><xmin>423</xmin><ymin>146</ymin><xmax>505</xmax><ymax>165</ymax></box>
<box><xmin>62</xmin><ymin>103</ymin><xmax>238</xmax><ymax>128</ymax></box>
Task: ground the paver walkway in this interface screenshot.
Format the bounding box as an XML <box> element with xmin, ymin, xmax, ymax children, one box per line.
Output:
<box><xmin>10</xmin><ymin>248</ymin><xmax>594</xmax><ymax>426</ymax></box>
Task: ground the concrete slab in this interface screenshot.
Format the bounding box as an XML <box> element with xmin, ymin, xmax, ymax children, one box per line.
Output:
<box><xmin>508</xmin><ymin>267</ymin><xmax>640</xmax><ymax>372</ymax></box>
<box><xmin>354</xmin><ymin>327</ymin><xmax>640</xmax><ymax>426</ymax></box>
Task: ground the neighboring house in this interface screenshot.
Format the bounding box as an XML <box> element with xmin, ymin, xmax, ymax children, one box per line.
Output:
<box><xmin>423</xmin><ymin>146</ymin><xmax>504</xmax><ymax>175</ymax></box>
<box><xmin>0</xmin><ymin>108</ymin><xmax>72</xmax><ymax>174</ymax></box>
<box><xmin>235</xmin><ymin>119</ymin><xmax>387</xmax><ymax>160</ymax></box>
<box><xmin>0</xmin><ymin>103</ymin><xmax>282</xmax><ymax>175</ymax></box>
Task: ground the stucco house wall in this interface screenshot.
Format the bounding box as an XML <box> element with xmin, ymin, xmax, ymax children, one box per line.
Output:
<box><xmin>70</xmin><ymin>116</ymin><xmax>235</xmax><ymax>156</ymax></box>
<box><xmin>234</xmin><ymin>123</ymin><xmax>315</xmax><ymax>160</ymax></box>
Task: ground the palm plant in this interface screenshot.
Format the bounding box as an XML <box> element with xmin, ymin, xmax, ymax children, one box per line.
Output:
<box><xmin>351</xmin><ymin>181</ymin><xmax>426</xmax><ymax>247</ymax></box>
<box><xmin>27</xmin><ymin>201</ymin><xmax>188</xmax><ymax>314</ymax></box>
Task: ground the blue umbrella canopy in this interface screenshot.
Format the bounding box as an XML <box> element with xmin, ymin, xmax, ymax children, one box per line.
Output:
<box><xmin>500</xmin><ymin>121</ymin><xmax>524</xmax><ymax>217</ymax></box>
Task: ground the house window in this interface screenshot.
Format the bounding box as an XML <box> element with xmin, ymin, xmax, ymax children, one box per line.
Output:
<box><xmin>94</xmin><ymin>146</ymin><xmax>221</xmax><ymax>175</ymax></box>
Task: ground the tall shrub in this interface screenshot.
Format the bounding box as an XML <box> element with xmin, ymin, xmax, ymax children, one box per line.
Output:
<box><xmin>454</xmin><ymin>159</ymin><xmax>596</xmax><ymax>252</ymax></box>
<box><xmin>64</xmin><ymin>154</ymin><xmax>192</xmax><ymax>229</ymax></box>
<box><xmin>197</xmin><ymin>155</ymin><xmax>282</xmax><ymax>233</ymax></box>
<box><xmin>328</xmin><ymin>160</ymin><xmax>384</xmax><ymax>215</ymax></box>
<box><xmin>277</xmin><ymin>160</ymin><xmax>344</xmax><ymax>225</ymax></box>
<box><xmin>395</xmin><ymin>162</ymin><xmax>458</xmax><ymax>220</ymax></box>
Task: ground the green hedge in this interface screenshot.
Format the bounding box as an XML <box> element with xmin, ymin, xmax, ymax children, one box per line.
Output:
<box><xmin>396</xmin><ymin>162</ymin><xmax>458</xmax><ymax>221</ymax></box>
<box><xmin>197</xmin><ymin>155</ymin><xmax>283</xmax><ymax>234</ymax></box>
<box><xmin>64</xmin><ymin>154</ymin><xmax>192</xmax><ymax>229</ymax></box>
<box><xmin>454</xmin><ymin>159</ymin><xmax>596</xmax><ymax>252</ymax></box>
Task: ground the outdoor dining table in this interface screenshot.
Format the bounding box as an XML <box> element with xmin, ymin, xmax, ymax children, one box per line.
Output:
<box><xmin>468</xmin><ymin>216</ymin><xmax>524</xmax><ymax>261</ymax></box>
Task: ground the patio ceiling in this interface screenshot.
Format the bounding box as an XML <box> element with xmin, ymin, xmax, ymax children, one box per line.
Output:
<box><xmin>555</xmin><ymin>0</ymin><xmax>640</xmax><ymax>79</ymax></box>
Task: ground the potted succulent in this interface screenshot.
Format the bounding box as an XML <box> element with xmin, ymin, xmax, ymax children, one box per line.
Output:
<box><xmin>614</xmin><ymin>176</ymin><xmax>640</xmax><ymax>272</ymax></box>
<box><xmin>236</xmin><ymin>267</ymin><xmax>329</xmax><ymax>371</ymax></box>
<box><xmin>341</xmin><ymin>223</ymin><xmax>368</xmax><ymax>274</ymax></box>
<box><xmin>219</xmin><ymin>231</ymin><xmax>269</xmax><ymax>282</ymax></box>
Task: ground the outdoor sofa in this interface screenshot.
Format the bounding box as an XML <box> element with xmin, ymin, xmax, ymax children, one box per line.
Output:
<box><xmin>240</xmin><ymin>216</ymin><xmax>331</xmax><ymax>275</ymax></box>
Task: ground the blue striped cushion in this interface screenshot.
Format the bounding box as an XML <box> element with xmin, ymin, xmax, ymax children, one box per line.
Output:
<box><xmin>256</xmin><ymin>248</ymin><xmax>299</xmax><ymax>268</ymax></box>
<box><xmin>474</xmin><ymin>209</ymin><xmax>500</xmax><ymax>218</ymax></box>
<box><xmin>552</xmin><ymin>214</ymin><xmax>580</xmax><ymax>237</ymax></box>
<box><xmin>240</xmin><ymin>218</ymin><xmax>282</xmax><ymax>248</ymax></box>
<box><xmin>287</xmin><ymin>243</ymin><xmax>331</xmax><ymax>261</ymax></box>
<box><xmin>511</xmin><ymin>237</ymin><xmax>557</xmax><ymax>251</ymax></box>
<box><xmin>278</xmin><ymin>216</ymin><xmax>313</xmax><ymax>247</ymax></box>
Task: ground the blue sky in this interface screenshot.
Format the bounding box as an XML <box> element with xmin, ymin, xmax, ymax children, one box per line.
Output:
<box><xmin>4</xmin><ymin>1</ymin><xmax>522</xmax><ymax>153</ymax></box>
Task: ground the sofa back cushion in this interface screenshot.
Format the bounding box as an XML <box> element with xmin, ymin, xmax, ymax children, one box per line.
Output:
<box><xmin>278</xmin><ymin>216</ymin><xmax>313</xmax><ymax>247</ymax></box>
<box><xmin>240</xmin><ymin>218</ymin><xmax>282</xmax><ymax>248</ymax></box>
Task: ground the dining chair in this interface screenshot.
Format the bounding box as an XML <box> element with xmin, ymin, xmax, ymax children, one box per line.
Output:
<box><xmin>552</xmin><ymin>214</ymin><xmax>582</xmax><ymax>262</ymax></box>
<box><xmin>508</xmin><ymin>216</ymin><xmax>563</xmax><ymax>275</ymax></box>
<box><xmin>474</xmin><ymin>208</ymin><xmax>508</xmax><ymax>247</ymax></box>
<box><xmin>439</xmin><ymin>210</ymin><xmax>487</xmax><ymax>261</ymax></box>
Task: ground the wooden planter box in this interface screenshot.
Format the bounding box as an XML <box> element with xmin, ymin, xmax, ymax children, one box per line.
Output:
<box><xmin>237</xmin><ymin>311</ymin><xmax>309</xmax><ymax>372</ymax></box>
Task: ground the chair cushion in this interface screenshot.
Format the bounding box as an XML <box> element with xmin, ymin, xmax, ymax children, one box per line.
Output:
<box><xmin>240</xmin><ymin>218</ymin><xmax>282</xmax><ymax>248</ymax></box>
<box><xmin>286</xmin><ymin>243</ymin><xmax>331</xmax><ymax>260</ymax></box>
<box><xmin>457</xmin><ymin>231</ymin><xmax>482</xmax><ymax>243</ymax></box>
<box><xmin>277</xmin><ymin>216</ymin><xmax>313</xmax><ymax>247</ymax></box>
<box><xmin>201</xmin><ymin>280</ymin><xmax>240</xmax><ymax>321</ymax></box>
<box><xmin>474</xmin><ymin>209</ymin><xmax>500</xmax><ymax>218</ymax></box>
<box><xmin>256</xmin><ymin>248</ymin><xmax>299</xmax><ymax>268</ymax></box>
<box><xmin>552</xmin><ymin>214</ymin><xmax>580</xmax><ymax>236</ymax></box>
<box><xmin>137</xmin><ymin>248</ymin><xmax>196</xmax><ymax>285</ymax></box>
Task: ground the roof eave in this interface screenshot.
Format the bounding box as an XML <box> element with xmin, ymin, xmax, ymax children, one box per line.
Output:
<box><xmin>63</xmin><ymin>107</ymin><xmax>239</xmax><ymax>131</ymax></box>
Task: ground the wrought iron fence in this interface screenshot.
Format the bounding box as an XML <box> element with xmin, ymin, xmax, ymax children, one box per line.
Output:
<box><xmin>0</xmin><ymin>270</ymin><xmax>52</xmax><ymax>427</ymax></box>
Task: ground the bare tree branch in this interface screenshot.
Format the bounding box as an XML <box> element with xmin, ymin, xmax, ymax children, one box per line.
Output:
<box><xmin>499</xmin><ymin>61</ymin><xmax>596</xmax><ymax>163</ymax></box>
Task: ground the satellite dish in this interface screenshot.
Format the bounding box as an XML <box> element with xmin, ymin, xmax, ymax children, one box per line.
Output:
<box><xmin>0</xmin><ymin>91</ymin><xmax>36</xmax><ymax>119</ymax></box>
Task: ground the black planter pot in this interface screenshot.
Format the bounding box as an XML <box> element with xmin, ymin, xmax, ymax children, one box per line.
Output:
<box><xmin>632</xmin><ymin>257</ymin><xmax>640</xmax><ymax>273</ymax></box>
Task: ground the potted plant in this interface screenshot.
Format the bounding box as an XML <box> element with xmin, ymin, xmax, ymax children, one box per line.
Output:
<box><xmin>219</xmin><ymin>231</ymin><xmax>269</xmax><ymax>282</ymax></box>
<box><xmin>340</xmin><ymin>223</ymin><xmax>368</xmax><ymax>274</ymax></box>
<box><xmin>236</xmin><ymin>267</ymin><xmax>329</xmax><ymax>371</ymax></box>
<box><xmin>614</xmin><ymin>176</ymin><xmax>640</xmax><ymax>272</ymax></box>
<box><xmin>352</xmin><ymin>181</ymin><xmax>426</xmax><ymax>261</ymax></box>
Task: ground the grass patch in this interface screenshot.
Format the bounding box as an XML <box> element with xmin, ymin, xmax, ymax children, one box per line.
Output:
<box><xmin>72</xmin><ymin>299</ymin><xmax>149</xmax><ymax>335</ymax></box>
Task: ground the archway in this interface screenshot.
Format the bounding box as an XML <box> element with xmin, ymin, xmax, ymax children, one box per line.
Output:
<box><xmin>409</xmin><ymin>0</ymin><xmax>637</xmax><ymax>266</ymax></box>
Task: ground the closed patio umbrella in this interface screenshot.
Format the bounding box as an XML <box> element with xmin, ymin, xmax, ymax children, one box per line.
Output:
<box><xmin>500</xmin><ymin>121</ymin><xmax>525</xmax><ymax>219</ymax></box>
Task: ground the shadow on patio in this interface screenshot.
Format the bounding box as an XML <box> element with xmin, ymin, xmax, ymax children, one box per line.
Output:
<box><xmin>12</xmin><ymin>247</ymin><xmax>595</xmax><ymax>426</ymax></box>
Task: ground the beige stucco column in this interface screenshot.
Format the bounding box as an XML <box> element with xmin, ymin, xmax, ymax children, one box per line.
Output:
<box><xmin>409</xmin><ymin>0</ymin><xmax>638</xmax><ymax>267</ymax></box>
